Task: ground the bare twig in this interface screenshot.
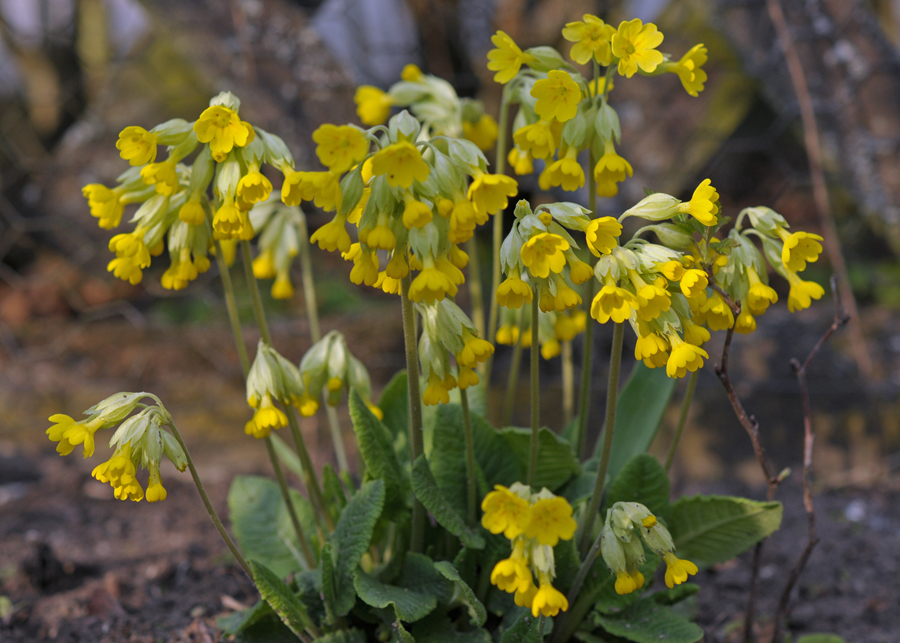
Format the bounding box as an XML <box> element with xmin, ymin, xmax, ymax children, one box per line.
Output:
<box><xmin>771</xmin><ymin>276</ymin><xmax>849</xmax><ymax>643</ymax></box>
<box><xmin>766</xmin><ymin>0</ymin><xmax>873</xmax><ymax>379</ymax></box>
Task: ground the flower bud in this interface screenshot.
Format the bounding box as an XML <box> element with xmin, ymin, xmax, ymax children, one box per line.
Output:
<box><xmin>620</xmin><ymin>193</ymin><xmax>681</xmax><ymax>222</ymax></box>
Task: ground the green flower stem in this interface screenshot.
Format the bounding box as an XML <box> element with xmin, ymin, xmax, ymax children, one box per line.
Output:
<box><xmin>665</xmin><ymin>369</ymin><xmax>699</xmax><ymax>472</ymax></box>
<box><xmin>501</xmin><ymin>332</ymin><xmax>524</xmax><ymax>428</ymax></box>
<box><xmin>538</xmin><ymin>615</ymin><xmax>547</xmax><ymax>638</ymax></box>
<box><xmin>239</xmin><ymin>240</ymin><xmax>331</xmax><ymax>534</ymax></box>
<box><xmin>214</xmin><ymin>240</ymin><xmax>314</xmax><ymax>565</ymax></box>
<box><xmin>563</xmin><ymin>524</ymin><xmax>604</xmax><ymax>631</ymax></box>
<box><xmin>167</xmin><ymin>419</ymin><xmax>254</xmax><ymax>578</ymax></box>
<box><xmin>400</xmin><ymin>273</ymin><xmax>425</xmax><ymax>554</ymax></box>
<box><xmin>485</xmin><ymin>86</ymin><xmax>511</xmax><ymax>384</ymax></box>
<box><xmin>562</xmin><ymin>340</ymin><xmax>574</xmax><ymax>428</ymax></box>
<box><xmin>296</xmin><ymin>214</ymin><xmax>350</xmax><ymax>475</ymax></box>
<box><xmin>467</xmin><ymin>237</ymin><xmax>486</xmax><ymax>340</ymax></box>
<box><xmin>576</xmin><ymin>148</ymin><xmax>598</xmax><ymax>459</ymax></box>
<box><xmin>287</xmin><ymin>407</ymin><xmax>335</xmax><ymax>532</ymax></box>
<box><xmin>460</xmin><ymin>387</ymin><xmax>478</xmax><ymax>526</ymax></box>
<box><xmin>527</xmin><ymin>293</ymin><xmax>540</xmax><ymax>487</ymax></box>
<box><xmin>578</xmin><ymin>321</ymin><xmax>624</xmax><ymax>556</ymax></box>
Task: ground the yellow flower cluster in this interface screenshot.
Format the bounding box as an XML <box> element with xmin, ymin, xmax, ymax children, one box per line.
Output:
<box><xmin>600</xmin><ymin>502</ymin><xmax>697</xmax><ymax>595</ymax></box>
<box><xmin>496</xmin><ymin>304</ymin><xmax>588</xmax><ymax>360</ymax></box>
<box><xmin>482</xmin><ymin>484</ymin><xmax>576</xmax><ymax>617</ymax></box>
<box><xmin>297</xmin><ymin>331</ymin><xmax>382</xmax><ymax>418</ymax></box>
<box><xmin>46</xmin><ymin>393</ymin><xmax>186</xmax><ymax>502</ymax></box>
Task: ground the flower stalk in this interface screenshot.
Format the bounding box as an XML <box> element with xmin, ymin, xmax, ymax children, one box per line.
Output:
<box><xmin>400</xmin><ymin>273</ymin><xmax>426</xmax><ymax>553</ymax></box>
<box><xmin>576</xmin><ymin>149</ymin><xmax>599</xmax><ymax>459</ymax></box>
<box><xmin>460</xmin><ymin>387</ymin><xmax>478</xmax><ymax>526</ymax></box>
<box><xmin>665</xmin><ymin>369</ymin><xmax>699</xmax><ymax>472</ymax></box>
<box><xmin>527</xmin><ymin>294</ymin><xmax>540</xmax><ymax>487</ymax></box>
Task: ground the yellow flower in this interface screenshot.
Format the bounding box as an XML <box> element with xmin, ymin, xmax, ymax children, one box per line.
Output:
<box><xmin>496</xmin><ymin>324</ymin><xmax>521</xmax><ymax>345</ymax></box>
<box><xmin>634</xmin><ymin>283</ymin><xmax>671</xmax><ymax>321</ymax></box>
<box><xmin>663</xmin><ymin>552</ymin><xmax>698</xmax><ymax>588</ymax></box>
<box><xmin>594</xmin><ymin>139</ymin><xmax>633</xmax><ymax>197</ymax></box>
<box><xmin>673</xmin><ymin>44</ymin><xmax>708</xmax><ymax>96</ymax></box>
<box><xmin>683</xmin><ymin>319</ymin><xmax>710</xmax><ymax>346</ymax></box>
<box><xmin>611</xmin><ymin>19</ymin><xmax>665</xmax><ymax>78</ymax></box>
<box><xmin>179</xmin><ymin>198</ymin><xmax>206</xmax><ymax>225</ymax></box>
<box><xmin>365</xmin><ymin>222</ymin><xmax>397</xmax><ymax>251</ymax></box>
<box><xmin>146</xmin><ymin>466</ymin><xmax>167</xmax><ymax>503</ymax></box>
<box><xmin>735</xmin><ymin>309</ymin><xmax>756</xmax><ymax>334</ymax></box>
<box><xmin>786</xmin><ymin>271</ymin><xmax>824</xmax><ymax>312</ymax></box>
<box><xmin>313</xmin><ymin>124</ymin><xmax>369</xmax><ymax>173</ymax></box>
<box><xmin>253</xmin><ymin>248</ymin><xmax>277</xmax><ymax>280</ymax></box>
<box><xmin>513</xmin><ymin>121</ymin><xmax>557</xmax><ymax>160</ymax></box>
<box><xmin>531</xmin><ymin>70</ymin><xmax>582</xmax><ymax>123</ymax></box>
<box><xmin>487</xmin><ymin>31</ymin><xmax>536</xmax><ymax>84</ymax></box>
<box><xmin>678</xmin><ymin>179</ymin><xmax>719</xmax><ymax>226</ymax></box>
<box><xmin>161</xmin><ymin>248</ymin><xmax>207</xmax><ymax>291</ymax></box>
<box><xmin>370</xmin><ymin>141</ymin><xmax>430</xmax><ymax>189</ymax></box>
<box><xmin>116</xmin><ymin>126</ymin><xmax>158</xmax><ymax>166</ymax></box>
<box><xmin>521</xmin><ymin>233</ymin><xmax>569</xmax><ymax>279</ymax></box>
<box><xmin>375</xmin><ymin>271</ymin><xmax>402</xmax><ymax>294</ymax></box>
<box><xmin>366</xmin><ymin>401</ymin><xmax>384</xmax><ymax>420</ymax></box>
<box><xmin>347</xmin><ymin>187</ymin><xmax>370</xmax><ymax>225</ymax></box>
<box><xmin>525</xmin><ymin>496</ymin><xmax>577</xmax><ymax>546</ymax></box>
<box><xmin>568</xmin><ymin>258</ymin><xmax>594</xmax><ymax>285</ymax></box>
<box><xmin>666</xmin><ymin>337</ymin><xmax>708</xmax><ymax>378</ymax></box>
<box><xmin>271</xmin><ymin>273</ymin><xmax>295</xmax><ymax>300</ymax></box>
<box><xmin>458</xmin><ymin>367</ymin><xmax>479</xmax><ymax>389</ymax></box>
<box><xmin>508</xmin><ymin>147</ymin><xmax>534</xmax><ymax>175</ymax></box>
<box><xmin>541</xmin><ymin>339</ymin><xmax>561</xmax><ymax>359</ymax></box>
<box><xmin>282</xmin><ymin>169</ymin><xmax>343</xmax><ymax>211</ymax></box>
<box><xmin>401</xmin><ymin>64</ymin><xmax>423</xmax><ymax>82</ymax></box>
<box><xmin>457</xmin><ymin>332</ymin><xmax>494</xmax><ymax>369</ymax></box>
<box><xmin>542</xmin><ymin>279</ymin><xmax>581</xmax><ymax>312</ymax></box>
<box><xmin>585</xmin><ymin>216</ymin><xmax>622</xmax><ymax>256</ymax></box>
<box><xmin>545</xmin><ymin>149</ymin><xmax>585</xmax><ymax>191</ymax></box>
<box><xmin>296</xmin><ymin>393</ymin><xmax>319</xmax><ymax>417</ymax></box>
<box><xmin>93</xmin><ymin>443</ymin><xmax>143</xmax><ymax>501</ymax></box>
<box><xmin>82</xmin><ymin>184</ymin><xmax>124</xmax><ymax>229</ymax></box>
<box><xmin>747</xmin><ymin>267</ymin><xmax>778</xmax><ymax>315</ymax></box>
<box><xmin>531</xmin><ymin>577</ymin><xmax>568</xmax><ymax>618</ymax></box>
<box><xmin>409</xmin><ymin>266</ymin><xmax>457</xmax><ymax>303</ymax></box>
<box><xmin>245</xmin><ymin>394</ymin><xmax>288</xmax><ymax>439</ymax></box>
<box><xmin>462</xmin><ymin>114</ymin><xmax>499</xmax><ymax>152</ymax></box>
<box><xmin>237</xmin><ymin>170</ymin><xmax>273</xmax><ymax>205</ymax></box>
<box><xmin>423</xmin><ymin>372</ymin><xmax>452</xmax><ymax>405</ymax></box>
<box><xmin>554</xmin><ymin>310</ymin><xmax>587</xmax><ymax>342</ymax></box>
<box><xmin>311</xmin><ymin>215</ymin><xmax>352</xmax><ymax>253</ymax></box>
<box><xmin>660</xmin><ymin>260</ymin><xmax>685</xmax><ymax>281</ymax></box>
<box><xmin>514</xmin><ymin>583</ymin><xmax>538</xmax><ymax>609</ymax></box>
<box><xmin>213</xmin><ymin>196</ymin><xmax>250</xmax><ymax>239</ymax></box>
<box><xmin>482</xmin><ymin>485</ymin><xmax>532</xmax><ymax>539</ymax></box>
<box><xmin>47</xmin><ymin>414</ymin><xmax>105</xmax><ymax>457</ymax></box>
<box><xmin>591</xmin><ymin>282</ymin><xmax>635</xmax><ymax>323</ymax></box>
<box><xmin>402</xmin><ymin>198</ymin><xmax>433</xmax><ymax>229</ymax></box>
<box><xmin>562</xmin><ymin>14</ymin><xmax>616</xmax><ymax>65</ymax></box>
<box><xmin>635</xmin><ymin>333</ymin><xmax>669</xmax><ymax>369</ymax></box>
<box><xmin>140</xmin><ymin>161</ymin><xmax>179</xmax><ymax>196</ymax></box>
<box><xmin>777</xmin><ymin>228</ymin><xmax>823</xmax><ymax>273</ymax></box>
<box><xmin>679</xmin><ymin>269</ymin><xmax>708</xmax><ymax>299</ymax></box>
<box><xmin>108</xmin><ymin>255</ymin><xmax>146</xmax><ymax>285</ymax></box>
<box><xmin>491</xmin><ymin>554</ymin><xmax>533</xmax><ymax>594</ymax></box>
<box><xmin>193</xmin><ymin>105</ymin><xmax>254</xmax><ymax>161</ymax></box>
<box><xmin>700</xmin><ymin>292</ymin><xmax>734</xmax><ymax>330</ymax></box>
<box><xmin>468</xmin><ymin>172</ymin><xmax>518</xmax><ymax>217</ymax></box>
<box><xmin>349</xmin><ymin>248</ymin><xmax>379</xmax><ymax>286</ymax></box>
<box><xmin>497</xmin><ymin>275</ymin><xmax>533</xmax><ymax>308</ymax></box>
<box><xmin>386</xmin><ymin>254</ymin><xmax>409</xmax><ymax>279</ymax></box>
<box><xmin>615</xmin><ymin>569</ymin><xmax>645</xmax><ymax>595</ymax></box>
<box><xmin>354</xmin><ymin>86</ymin><xmax>393</xmax><ymax>125</ymax></box>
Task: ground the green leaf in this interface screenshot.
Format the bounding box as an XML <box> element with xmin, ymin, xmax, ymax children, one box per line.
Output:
<box><xmin>379</xmin><ymin>371</ymin><xmax>409</xmax><ymax>443</ymax></box>
<box><xmin>595</xmin><ymin>598</ymin><xmax>703</xmax><ymax>643</ymax></box>
<box><xmin>599</xmin><ymin>362</ymin><xmax>676</xmax><ymax>483</ymax></box>
<box><xmin>669</xmin><ymin>495</ymin><xmax>783</xmax><ymax>568</ymax></box>
<box><xmin>796</xmin><ymin>636</ymin><xmax>847</xmax><ymax>643</ymax></box>
<box><xmin>498</xmin><ymin>609</ymin><xmax>541</xmax><ymax>643</ymax></box>
<box><xmin>269</xmin><ymin>433</ymin><xmax>305</xmax><ymax>479</ymax></box>
<box><xmin>217</xmin><ymin>599</ymin><xmax>272</xmax><ymax>635</ymax></box>
<box><xmin>320</xmin><ymin>541</ymin><xmax>338</xmax><ymax>624</ymax></box>
<box><xmin>349</xmin><ymin>389</ymin><xmax>408</xmax><ymax>510</ymax></box>
<box><xmin>500</xmin><ymin>427</ymin><xmax>580</xmax><ymax>490</ymax></box>
<box><xmin>322</xmin><ymin>463</ymin><xmax>348</xmax><ymax>524</ymax></box>
<box><xmin>248</xmin><ymin>559</ymin><xmax>312</xmax><ymax>638</ymax></box>
<box><xmin>410</xmin><ymin>456</ymin><xmax>485</xmax><ymax>549</ymax></box>
<box><xmin>605</xmin><ymin>454</ymin><xmax>671</xmax><ymax>520</ymax></box>
<box><xmin>411</xmin><ymin>612</ymin><xmax>491</xmax><ymax>642</ymax></box>
<box><xmin>314</xmin><ymin>630</ymin><xmax>368</xmax><ymax>643</ymax></box>
<box><xmin>474</xmin><ymin>412</ymin><xmax>525</xmax><ymax>489</ymax></box>
<box><xmin>429</xmin><ymin>404</ymin><xmax>469</xmax><ymax>518</ymax></box>
<box><xmin>223</xmin><ymin>615</ymin><xmax>299</xmax><ymax>643</ymax></box>
<box><xmin>331</xmin><ymin>479</ymin><xmax>386</xmax><ymax>616</ymax></box>
<box><xmin>228</xmin><ymin>476</ymin><xmax>316</xmax><ymax>577</ymax></box>
<box><xmin>354</xmin><ymin>568</ymin><xmax>438</xmax><ymax>623</ymax></box>
<box><xmin>434</xmin><ymin>561</ymin><xmax>487</xmax><ymax>627</ymax></box>
<box><xmin>650</xmin><ymin>583</ymin><xmax>699</xmax><ymax>606</ymax></box>
<box><xmin>398</xmin><ymin>553</ymin><xmax>453</xmax><ymax>604</ymax></box>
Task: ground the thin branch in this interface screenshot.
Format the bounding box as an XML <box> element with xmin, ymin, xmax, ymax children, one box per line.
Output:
<box><xmin>771</xmin><ymin>276</ymin><xmax>849</xmax><ymax>643</ymax></box>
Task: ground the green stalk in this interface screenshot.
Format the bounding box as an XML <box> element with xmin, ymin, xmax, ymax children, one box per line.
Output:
<box><xmin>287</xmin><ymin>408</ymin><xmax>335</xmax><ymax>532</ymax></box>
<box><xmin>576</xmin><ymin>147</ymin><xmax>598</xmax><ymax>459</ymax></box>
<box><xmin>527</xmin><ymin>293</ymin><xmax>540</xmax><ymax>487</ymax></box>
<box><xmin>214</xmin><ymin>240</ymin><xmax>314</xmax><ymax>565</ymax></box>
<box><xmin>400</xmin><ymin>273</ymin><xmax>425</xmax><ymax>553</ymax></box>
<box><xmin>665</xmin><ymin>369</ymin><xmax>699</xmax><ymax>472</ymax></box>
<box><xmin>460</xmin><ymin>387</ymin><xmax>478</xmax><ymax>526</ymax></box>
<box><xmin>167</xmin><ymin>419</ymin><xmax>254</xmax><ymax>578</ymax></box>
<box><xmin>484</xmin><ymin>87</ymin><xmax>511</xmax><ymax>383</ymax></box>
<box><xmin>578</xmin><ymin>321</ymin><xmax>624</xmax><ymax>556</ymax></box>
<box><xmin>467</xmin><ymin>238</ymin><xmax>486</xmax><ymax>341</ymax></box>
<box><xmin>562</xmin><ymin>340</ymin><xmax>574</xmax><ymax>428</ymax></box>
<box><xmin>501</xmin><ymin>334</ymin><xmax>524</xmax><ymax>428</ymax></box>
<box><xmin>297</xmin><ymin>213</ymin><xmax>350</xmax><ymax>475</ymax></box>
<box><xmin>240</xmin><ymin>240</ymin><xmax>331</xmax><ymax>533</ymax></box>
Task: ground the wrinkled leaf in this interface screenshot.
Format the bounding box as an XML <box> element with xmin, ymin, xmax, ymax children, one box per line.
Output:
<box><xmin>248</xmin><ymin>560</ymin><xmax>312</xmax><ymax>639</ymax></box>
<box><xmin>500</xmin><ymin>427</ymin><xmax>580</xmax><ymax>491</ymax></box>
<box><xmin>354</xmin><ymin>568</ymin><xmax>437</xmax><ymax>623</ymax></box>
<box><xmin>411</xmin><ymin>456</ymin><xmax>485</xmax><ymax>549</ymax></box>
<box><xmin>605</xmin><ymin>454</ymin><xmax>671</xmax><ymax>521</ymax></box>
<box><xmin>594</xmin><ymin>597</ymin><xmax>703</xmax><ymax>643</ymax></box>
<box><xmin>434</xmin><ymin>561</ymin><xmax>487</xmax><ymax>627</ymax></box>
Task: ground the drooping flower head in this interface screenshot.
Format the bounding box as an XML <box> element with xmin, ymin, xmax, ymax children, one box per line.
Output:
<box><xmin>193</xmin><ymin>105</ymin><xmax>254</xmax><ymax>161</ymax></box>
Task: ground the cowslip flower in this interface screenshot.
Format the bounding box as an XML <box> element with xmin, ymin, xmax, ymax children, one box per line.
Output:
<box><xmin>140</xmin><ymin>161</ymin><xmax>179</xmax><ymax>196</ymax></box>
<box><xmin>585</xmin><ymin>216</ymin><xmax>622</xmax><ymax>256</ymax></box>
<box><xmin>544</xmin><ymin>148</ymin><xmax>585</xmax><ymax>191</ymax></box>
<box><xmin>633</xmin><ymin>283</ymin><xmax>671</xmax><ymax>321</ymax></box>
<box><xmin>672</xmin><ymin>44</ymin><xmax>708</xmax><ymax>97</ymax></box>
<box><xmin>237</xmin><ymin>169</ymin><xmax>273</xmax><ymax>205</ymax></box>
<box><xmin>746</xmin><ymin>267</ymin><xmax>778</xmax><ymax>315</ymax></box>
<box><xmin>594</xmin><ymin>140</ymin><xmax>633</xmax><ymax>197</ymax></box>
<box><xmin>354</xmin><ymin>86</ymin><xmax>393</xmax><ymax>125</ymax></box>
<box><xmin>735</xmin><ymin>309</ymin><xmax>757</xmax><ymax>334</ymax></box>
<box><xmin>497</xmin><ymin>275</ymin><xmax>533</xmax><ymax>308</ymax></box>
<box><xmin>370</xmin><ymin>141</ymin><xmax>430</xmax><ymax>189</ymax></box>
<box><xmin>313</xmin><ymin>124</ymin><xmax>369</xmax><ymax>173</ymax></box>
<box><xmin>666</xmin><ymin>336</ymin><xmax>708</xmax><ymax>378</ymax></box>
<box><xmin>777</xmin><ymin>228</ymin><xmax>823</xmax><ymax>273</ymax></box>
<box><xmin>409</xmin><ymin>266</ymin><xmax>457</xmax><ymax>303</ymax></box>
<box><xmin>457</xmin><ymin>331</ymin><xmax>494</xmax><ymax>369</ymax></box>
<box><xmin>47</xmin><ymin>414</ymin><xmax>106</xmax><ymax>457</ymax></box>
<box><xmin>531</xmin><ymin>70</ymin><xmax>582</xmax><ymax>122</ymax></box>
<box><xmin>92</xmin><ymin>443</ymin><xmax>143</xmax><ymax>502</ymax></box>
<box><xmin>524</xmin><ymin>497</ymin><xmax>577</xmax><ymax>546</ymax></box>
<box><xmin>508</xmin><ymin>147</ymin><xmax>534</xmax><ymax>175</ymax></box>
<box><xmin>531</xmin><ymin>576</ymin><xmax>568</xmax><ymax>618</ymax></box>
<box><xmin>786</xmin><ymin>271</ymin><xmax>824</xmax><ymax>312</ymax></box>
<box><xmin>678</xmin><ymin>178</ymin><xmax>719</xmax><ymax>226</ymax></box>
<box><xmin>310</xmin><ymin>216</ymin><xmax>352</xmax><ymax>253</ymax></box>
<box><xmin>513</xmin><ymin>121</ymin><xmax>557</xmax><ymax>160</ymax></box>
<box><xmin>462</xmin><ymin>114</ymin><xmax>499</xmax><ymax>152</ymax></box>
<box><xmin>82</xmin><ymin>184</ymin><xmax>124</xmax><ymax>229</ymax></box>
<box><xmin>468</xmin><ymin>172</ymin><xmax>518</xmax><ymax>216</ymax></box>
<box><xmin>663</xmin><ymin>552</ymin><xmax>699</xmax><ymax>588</ymax></box>
<box><xmin>282</xmin><ymin>170</ymin><xmax>342</xmax><ymax>211</ymax></box>
<box><xmin>481</xmin><ymin>485</ymin><xmax>531</xmax><ymax>539</ymax></box>
<box><xmin>700</xmin><ymin>292</ymin><xmax>734</xmax><ymax>330</ymax></box>
<box><xmin>680</xmin><ymin>268</ymin><xmax>708</xmax><ymax>298</ymax></box>
<box><xmin>193</xmin><ymin>105</ymin><xmax>254</xmax><ymax>161</ymax></box>
<box><xmin>562</xmin><ymin>14</ymin><xmax>616</xmax><ymax>65</ymax></box>
<box><xmin>487</xmin><ymin>31</ymin><xmax>536</xmax><ymax>84</ymax></box>
<box><xmin>611</xmin><ymin>19</ymin><xmax>665</xmax><ymax>78</ymax></box>
<box><xmin>635</xmin><ymin>333</ymin><xmax>669</xmax><ymax>368</ymax></box>
<box><xmin>244</xmin><ymin>394</ymin><xmax>288</xmax><ymax>439</ymax></box>
<box><xmin>520</xmin><ymin>233</ymin><xmax>570</xmax><ymax>279</ymax></box>
<box><xmin>116</xmin><ymin>126</ymin><xmax>158</xmax><ymax>166</ymax></box>
<box><xmin>591</xmin><ymin>281</ymin><xmax>635</xmax><ymax>323</ymax></box>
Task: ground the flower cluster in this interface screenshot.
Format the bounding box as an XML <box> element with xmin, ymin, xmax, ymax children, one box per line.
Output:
<box><xmin>354</xmin><ymin>64</ymin><xmax>498</xmax><ymax>152</ymax></box>
<box><xmin>298</xmin><ymin>331</ymin><xmax>381</xmax><ymax>419</ymax></box>
<box><xmin>491</xmin><ymin>17</ymin><xmax>707</xmax><ymax>198</ymax></box>
<box><xmin>84</xmin><ymin>92</ymin><xmax>296</xmax><ymax>290</ymax></box>
<box><xmin>249</xmin><ymin>195</ymin><xmax>307</xmax><ymax>299</ymax></box>
<box><xmin>600</xmin><ymin>501</ymin><xmax>697</xmax><ymax>594</ymax></box>
<box><xmin>47</xmin><ymin>393</ymin><xmax>186</xmax><ymax>502</ymax></box>
<box><xmin>496</xmin><ymin>305</ymin><xmax>588</xmax><ymax>360</ymax></box>
<box><xmin>482</xmin><ymin>484</ymin><xmax>577</xmax><ymax>617</ymax></box>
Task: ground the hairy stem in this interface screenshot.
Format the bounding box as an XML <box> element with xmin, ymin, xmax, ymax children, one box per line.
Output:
<box><xmin>665</xmin><ymin>369</ymin><xmax>699</xmax><ymax>472</ymax></box>
<box><xmin>501</xmin><ymin>333</ymin><xmax>524</xmax><ymax>428</ymax></box>
<box><xmin>527</xmin><ymin>294</ymin><xmax>540</xmax><ymax>487</ymax></box>
<box><xmin>467</xmin><ymin>236</ymin><xmax>485</xmax><ymax>340</ymax></box>
<box><xmin>562</xmin><ymin>340</ymin><xmax>574</xmax><ymax>428</ymax></box>
<box><xmin>287</xmin><ymin>408</ymin><xmax>334</xmax><ymax>532</ymax></box>
<box><xmin>400</xmin><ymin>274</ymin><xmax>425</xmax><ymax>553</ymax></box>
<box><xmin>576</xmin><ymin>147</ymin><xmax>598</xmax><ymax>459</ymax></box>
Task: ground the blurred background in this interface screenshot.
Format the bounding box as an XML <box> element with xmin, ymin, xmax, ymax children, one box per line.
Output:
<box><xmin>1</xmin><ymin>0</ymin><xmax>900</xmax><ymax>641</ymax></box>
